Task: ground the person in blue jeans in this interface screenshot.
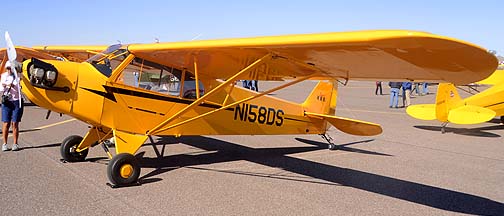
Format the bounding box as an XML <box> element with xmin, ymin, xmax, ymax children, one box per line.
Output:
<box><xmin>242</xmin><ymin>80</ymin><xmax>251</xmax><ymax>89</ymax></box>
<box><xmin>402</xmin><ymin>82</ymin><xmax>412</xmax><ymax>107</ymax></box>
<box><xmin>242</xmin><ymin>80</ymin><xmax>259</xmax><ymax>92</ymax></box>
<box><xmin>251</xmin><ymin>80</ymin><xmax>258</xmax><ymax>92</ymax></box>
<box><xmin>388</xmin><ymin>82</ymin><xmax>402</xmax><ymax>108</ymax></box>
<box><xmin>422</xmin><ymin>82</ymin><xmax>429</xmax><ymax>95</ymax></box>
<box><xmin>1</xmin><ymin>62</ymin><xmax>24</xmax><ymax>152</ymax></box>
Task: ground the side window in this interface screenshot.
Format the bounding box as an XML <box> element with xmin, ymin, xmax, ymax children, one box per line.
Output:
<box><xmin>118</xmin><ymin>57</ymin><xmax>204</xmax><ymax>98</ymax></box>
<box><xmin>182</xmin><ymin>80</ymin><xmax>205</xmax><ymax>99</ymax></box>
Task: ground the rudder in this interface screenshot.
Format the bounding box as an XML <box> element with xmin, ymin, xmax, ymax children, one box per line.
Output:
<box><xmin>302</xmin><ymin>80</ymin><xmax>337</xmax><ymax>115</ymax></box>
<box><xmin>407</xmin><ymin>83</ymin><xmax>496</xmax><ymax>124</ymax></box>
<box><xmin>435</xmin><ymin>83</ymin><xmax>462</xmax><ymax>122</ymax></box>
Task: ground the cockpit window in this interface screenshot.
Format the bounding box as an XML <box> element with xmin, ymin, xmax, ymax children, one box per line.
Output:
<box><xmin>86</xmin><ymin>44</ymin><xmax>129</xmax><ymax>77</ymax></box>
<box><xmin>119</xmin><ymin>57</ymin><xmax>204</xmax><ymax>98</ymax></box>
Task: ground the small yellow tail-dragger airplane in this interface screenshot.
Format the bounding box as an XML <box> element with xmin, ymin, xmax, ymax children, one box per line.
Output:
<box><xmin>407</xmin><ymin>67</ymin><xmax>504</xmax><ymax>133</ymax></box>
<box><xmin>0</xmin><ymin>30</ymin><xmax>497</xmax><ymax>187</ymax></box>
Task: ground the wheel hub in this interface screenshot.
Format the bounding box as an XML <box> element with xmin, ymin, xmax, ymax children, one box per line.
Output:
<box><xmin>120</xmin><ymin>164</ymin><xmax>133</xmax><ymax>178</ymax></box>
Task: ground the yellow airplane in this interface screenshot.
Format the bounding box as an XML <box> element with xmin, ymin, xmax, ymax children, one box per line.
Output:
<box><xmin>0</xmin><ymin>30</ymin><xmax>497</xmax><ymax>187</ymax></box>
<box><xmin>406</xmin><ymin>67</ymin><xmax>504</xmax><ymax>133</ymax></box>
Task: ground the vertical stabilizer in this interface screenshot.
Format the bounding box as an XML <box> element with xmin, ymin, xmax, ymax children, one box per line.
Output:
<box><xmin>302</xmin><ymin>81</ymin><xmax>337</xmax><ymax>115</ymax></box>
<box><xmin>407</xmin><ymin>83</ymin><xmax>495</xmax><ymax>124</ymax></box>
<box><xmin>435</xmin><ymin>83</ymin><xmax>462</xmax><ymax>122</ymax></box>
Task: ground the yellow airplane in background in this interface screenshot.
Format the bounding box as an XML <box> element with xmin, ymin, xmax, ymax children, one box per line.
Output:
<box><xmin>0</xmin><ymin>30</ymin><xmax>497</xmax><ymax>187</ymax></box>
<box><xmin>407</xmin><ymin>67</ymin><xmax>504</xmax><ymax>133</ymax></box>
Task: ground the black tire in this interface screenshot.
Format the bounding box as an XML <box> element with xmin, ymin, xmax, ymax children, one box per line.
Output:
<box><xmin>107</xmin><ymin>153</ymin><xmax>140</xmax><ymax>186</ymax></box>
<box><xmin>60</xmin><ymin>135</ymin><xmax>88</xmax><ymax>162</ymax></box>
<box><xmin>500</xmin><ymin>116</ymin><xmax>504</xmax><ymax>124</ymax></box>
<box><xmin>328</xmin><ymin>143</ymin><xmax>337</xmax><ymax>150</ymax></box>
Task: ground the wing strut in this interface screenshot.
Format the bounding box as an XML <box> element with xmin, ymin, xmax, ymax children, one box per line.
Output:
<box><xmin>147</xmin><ymin>53</ymin><xmax>273</xmax><ymax>135</ymax></box>
<box><xmin>150</xmin><ymin>73</ymin><xmax>318</xmax><ymax>135</ymax></box>
<box><xmin>193</xmin><ymin>56</ymin><xmax>200</xmax><ymax>99</ymax></box>
<box><xmin>222</xmin><ymin>81</ymin><xmax>236</xmax><ymax>106</ymax></box>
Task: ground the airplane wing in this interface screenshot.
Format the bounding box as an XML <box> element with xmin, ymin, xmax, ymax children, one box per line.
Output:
<box><xmin>0</xmin><ymin>46</ymin><xmax>57</xmax><ymax>62</ymax></box>
<box><xmin>31</xmin><ymin>45</ymin><xmax>109</xmax><ymax>62</ymax></box>
<box><xmin>125</xmin><ymin>30</ymin><xmax>498</xmax><ymax>85</ymax></box>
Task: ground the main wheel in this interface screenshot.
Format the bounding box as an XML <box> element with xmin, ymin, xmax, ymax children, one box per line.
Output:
<box><xmin>107</xmin><ymin>153</ymin><xmax>140</xmax><ymax>186</ymax></box>
<box><xmin>60</xmin><ymin>135</ymin><xmax>88</xmax><ymax>162</ymax></box>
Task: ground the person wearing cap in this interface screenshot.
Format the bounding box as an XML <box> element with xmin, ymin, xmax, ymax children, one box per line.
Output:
<box><xmin>1</xmin><ymin>61</ymin><xmax>23</xmax><ymax>151</ymax></box>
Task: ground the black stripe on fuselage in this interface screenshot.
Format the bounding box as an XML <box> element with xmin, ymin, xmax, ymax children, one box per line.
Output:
<box><xmin>485</xmin><ymin>101</ymin><xmax>504</xmax><ymax>108</ymax></box>
<box><xmin>81</xmin><ymin>87</ymin><xmax>117</xmax><ymax>102</ymax></box>
<box><xmin>284</xmin><ymin>117</ymin><xmax>311</xmax><ymax>123</ymax></box>
<box><xmin>127</xmin><ymin>106</ymin><xmax>165</xmax><ymax>116</ymax></box>
<box><xmin>81</xmin><ymin>86</ymin><xmax>234</xmax><ymax>111</ymax></box>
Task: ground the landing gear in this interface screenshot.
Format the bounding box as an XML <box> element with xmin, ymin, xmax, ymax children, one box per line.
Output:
<box><xmin>60</xmin><ymin>135</ymin><xmax>88</xmax><ymax>162</ymax></box>
<box><xmin>500</xmin><ymin>116</ymin><xmax>504</xmax><ymax>124</ymax></box>
<box><xmin>107</xmin><ymin>153</ymin><xmax>140</xmax><ymax>187</ymax></box>
<box><xmin>320</xmin><ymin>133</ymin><xmax>337</xmax><ymax>150</ymax></box>
<box><xmin>441</xmin><ymin>122</ymin><xmax>448</xmax><ymax>134</ymax></box>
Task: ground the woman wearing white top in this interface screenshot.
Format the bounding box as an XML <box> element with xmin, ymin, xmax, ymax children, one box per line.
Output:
<box><xmin>1</xmin><ymin>62</ymin><xmax>23</xmax><ymax>151</ymax></box>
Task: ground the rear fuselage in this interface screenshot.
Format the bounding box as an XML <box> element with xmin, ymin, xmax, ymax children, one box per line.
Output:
<box><xmin>463</xmin><ymin>82</ymin><xmax>504</xmax><ymax>117</ymax></box>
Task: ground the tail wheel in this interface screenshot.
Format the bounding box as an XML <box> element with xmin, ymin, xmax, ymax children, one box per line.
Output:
<box><xmin>60</xmin><ymin>135</ymin><xmax>88</xmax><ymax>162</ymax></box>
<box><xmin>107</xmin><ymin>153</ymin><xmax>140</xmax><ymax>186</ymax></box>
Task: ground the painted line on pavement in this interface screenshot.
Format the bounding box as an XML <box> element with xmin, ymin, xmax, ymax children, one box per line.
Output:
<box><xmin>6</xmin><ymin>118</ymin><xmax>77</xmax><ymax>138</ymax></box>
<box><xmin>33</xmin><ymin>118</ymin><xmax>77</xmax><ymax>130</ymax></box>
<box><xmin>337</xmin><ymin>108</ymin><xmax>405</xmax><ymax>115</ymax></box>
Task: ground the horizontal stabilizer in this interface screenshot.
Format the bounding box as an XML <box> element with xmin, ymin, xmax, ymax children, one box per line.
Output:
<box><xmin>305</xmin><ymin>112</ymin><xmax>382</xmax><ymax>136</ymax></box>
<box><xmin>406</xmin><ymin>104</ymin><xmax>437</xmax><ymax>120</ymax></box>
<box><xmin>447</xmin><ymin>105</ymin><xmax>496</xmax><ymax>125</ymax></box>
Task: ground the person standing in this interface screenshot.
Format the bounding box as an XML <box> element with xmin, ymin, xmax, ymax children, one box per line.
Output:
<box><xmin>388</xmin><ymin>81</ymin><xmax>402</xmax><ymax>108</ymax></box>
<box><xmin>1</xmin><ymin>62</ymin><xmax>23</xmax><ymax>151</ymax></box>
<box><xmin>375</xmin><ymin>81</ymin><xmax>383</xmax><ymax>95</ymax></box>
<box><xmin>242</xmin><ymin>80</ymin><xmax>251</xmax><ymax>90</ymax></box>
<box><xmin>422</xmin><ymin>82</ymin><xmax>429</xmax><ymax>95</ymax></box>
<box><xmin>402</xmin><ymin>82</ymin><xmax>412</xmax><ymax>107</ymax></box>
<box><xmin>413</xmin><ymin>82</ymin><xmax>421</xmax><ymax>96</ymax></box>
<box><xmin>251</xmin><ymin>80</ymin><xmax>259</xmax><ymax>92</ymax></box>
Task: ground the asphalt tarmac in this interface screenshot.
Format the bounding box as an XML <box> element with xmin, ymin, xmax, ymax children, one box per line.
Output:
<box><xmin>0</xmin><ymin>81</ymin><xmax>502</xmax><ymax>215</ymax></box>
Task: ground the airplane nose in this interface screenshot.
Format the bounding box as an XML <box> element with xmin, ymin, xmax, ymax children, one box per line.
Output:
<box><xmin>26</xmin><ymin>58</ymin><xmax>70</xmax><ymax>93</ymax></box>
<box><xmin>21</xmin><ymin>58</ymin><xmax>79</xmax><ymax>116</ymax></box>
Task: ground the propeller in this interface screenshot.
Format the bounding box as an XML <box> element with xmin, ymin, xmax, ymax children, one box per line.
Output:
<box><xmin>4</xmin><ymin>31</ymin><xmax>22</xmax><ymax>107</ymax></box>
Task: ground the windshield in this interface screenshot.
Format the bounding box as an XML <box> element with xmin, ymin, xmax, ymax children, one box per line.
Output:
<box><xmin>86</xmin><ymin>44</ymin><xmax>129</xmax><ymax>77</ymax></box>
<box><xmin>86</xmin><ymin>44</ymin><xmax>122</xmax><ymax>63</ymax></box>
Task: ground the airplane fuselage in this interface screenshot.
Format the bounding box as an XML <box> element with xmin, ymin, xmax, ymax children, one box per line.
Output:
<box><xmin>21</xmin><ymin>60</ymin><xmax>327</xmax><ymax>137</ymax></box>
<box><xmin>463</xmin><ymin>82</ymin><xmax>504</xmax><ymax>117</ymax></box>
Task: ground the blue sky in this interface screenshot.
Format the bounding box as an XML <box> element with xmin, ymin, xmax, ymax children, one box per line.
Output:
<box><xmin>2</xmin><ymin>0</ymin><xmax>503</xmax><ymax>54</ymax></box>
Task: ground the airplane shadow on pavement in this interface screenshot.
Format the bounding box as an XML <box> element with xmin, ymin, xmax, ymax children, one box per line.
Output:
<box><xmin>414</xmin><ymin>125</ymin><xmax>504</xmax><ymax>137</ymax></box>
<box><xmin>138</xmin><ymin>135</ymin><xmax>504</xmax><ymax>215</ymax></box>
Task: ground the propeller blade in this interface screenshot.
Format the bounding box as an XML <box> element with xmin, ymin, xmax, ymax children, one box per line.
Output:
<box><xmin>5</xmin><ymin>32</ymin><xmax>16</xmax><ymax>60</ymax></box>
<box><xmin>4</xmin><ymin>31</ymin><xmax>22</xmax><ymax>107</ymax></box>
